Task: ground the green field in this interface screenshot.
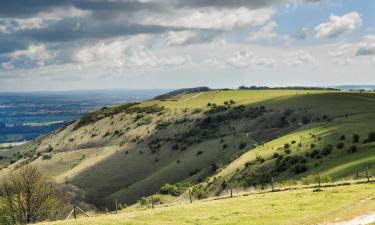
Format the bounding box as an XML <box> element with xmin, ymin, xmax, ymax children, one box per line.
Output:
<box><xmin>38</xmin><ymin>183</ymin><xmax>375</xmax><ymax>225</ymax></box>
<box><xmin>1</xmin><ymin>89</ymin><xmax>375</xmax><ymax>210</ymax></box>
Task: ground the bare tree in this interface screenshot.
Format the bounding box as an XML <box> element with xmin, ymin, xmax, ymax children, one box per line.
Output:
<box><xmin>0</xmin><ymin>165</ymin><xmax>61</xmax><ymax>224</ymax></box>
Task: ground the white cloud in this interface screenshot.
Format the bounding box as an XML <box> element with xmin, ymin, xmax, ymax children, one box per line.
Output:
<box><xmin>315</xmin><ymin>12</ymin><xmax>362</xmax><ymax>39</ymax></box>
<box><xmin>9</xmin><ymin>44</ymin><xmax>54</xmax><ymax>66</ymax></box>
<box><xmin>1</xmin><ymin>62</ymin><xmax>14</xmax><ymax>70</ymax></box>
<box><xmin>356</xmin><ymin>35</ymin><xmax>375</xmax><ymax>56</ymax></box>
<box><xmin>74</xmin><ymin>36</ymin><xmax>192</xmax><ymax>69</ymax></box>
<box><xmin>329</xmin><ymin>44</ymin><xmax>354</xmax><ymax>65</ymax></box>
<box><xmin>142</xmin><ymin>7</ymin><xmax>274</xmax><ymax>30</ymax></box>
<box><xmin>227</xmin><ymin>49</ymin><xmax>274</xmax><ymax>68</ymax></box>
<box><xmin>284</xmin><ymin>50</ymin><xmax>315</xmax><ymax>66</ymax></box>
<box><xmin>249</xmin><ymin>21</ymin><xmax>278</xmax><ymax>41</ymax></box>
<box><xmin>164</xmin><ymin>31</ymin><xmax>197</xmax><ymax>45</ymax></box>
<box><xmin>202</xmin><ymin>58</ymin><xmax>225</xmax><ymax>69</ymax></box>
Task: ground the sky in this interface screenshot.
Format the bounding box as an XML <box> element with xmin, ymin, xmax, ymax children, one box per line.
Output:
<box><xmin>0</xmin><ymin>0</ymin><xmax>374</xmax><ymax>91</ymax></box>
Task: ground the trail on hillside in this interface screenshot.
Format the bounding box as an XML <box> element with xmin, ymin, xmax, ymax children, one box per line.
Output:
<box><xmin>327</xmin><ymin>213</ymin><xmax>375</xmax><ymax>225</ymax></box>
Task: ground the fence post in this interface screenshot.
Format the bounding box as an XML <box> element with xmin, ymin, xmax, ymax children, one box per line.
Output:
<box><xmin>73</xmin><ymin>204</ymin><xmax>77</xmax><ymax>219</ymax></box>
<box><xmin>115</xmin><ymin>199</ymin><xmax>118</xmax><ymax>214</ymax></box>
<box><xmin>230</xmin><ymin>181</ymin><xmax>233</xmax><ymax>197</ymax></box>
<box><xmin>317</xmin><ymin>172</ymin><xmax>321</xmax><ymax>188</ymax></box>
<box><xmin>151</xmin><ymin>196</ymin><xmax>154</xmax><ymax>209</ymax></box>
<box><xmin>366</xmin><ymin>167</ymin><xmax>370</xmax><ymax>182</ymax></box>
<box><xmin>189</xmin><ymin>188</ymin><xmax>192</xmax><ymax>203</ymax></box>
<box><xmin>271</xmin><ymin>177</ymin><xmax>275</xmax><ymax>192</ymax></box>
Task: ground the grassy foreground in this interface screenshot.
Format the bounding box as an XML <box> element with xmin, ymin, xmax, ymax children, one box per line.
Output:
<box><xmin>39</xmin><ymin>183</ymin><xmax>375</xmax><ymax>225</ymax></box>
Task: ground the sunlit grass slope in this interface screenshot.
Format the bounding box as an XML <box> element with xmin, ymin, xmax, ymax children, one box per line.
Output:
<box><xmin>39</xmin><ymin>183</ymin><xmax>375</xmax><ymax>225</ymax></box>
<box><xmin>2</xmin><ymin>89</ymin><xmax>375</xmax><ymax>208</ymax></box>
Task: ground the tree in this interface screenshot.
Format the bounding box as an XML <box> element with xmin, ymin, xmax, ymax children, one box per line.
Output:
<box><xmin>0</xmin><ymin>165</ymin><xmax>62</xmax><ymax>224</ymax></box>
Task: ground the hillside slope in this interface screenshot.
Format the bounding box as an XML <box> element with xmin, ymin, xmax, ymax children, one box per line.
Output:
<box><xmin>1</xmin><ymin>89</ymin><xmax>375</xmax><ymax>208</ymax></box>
<box><xmin>38</xmin><ymin>183</ymin><xmax>375</xmax><ymax>225</ymax></box>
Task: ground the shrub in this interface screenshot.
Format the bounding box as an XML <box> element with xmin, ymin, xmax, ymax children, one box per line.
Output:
<box><xmin>222</xmin><ymin>144</ymin><xmax>228</xmax><ymax>149</ymax></box>
<box><xmin>229</xmin><ymin>100</ymin><xmax>236</xmax><ymax>104</ymax></box>
<box><xmin>284</xmin><ymin>149</ymin><xmax>291</xmax><ymax>154</ymax></box>
<box><xmin>300</xmin><ymin>173</ymin><xmax>331</xmax><ymax>185</ymax></box>
<box><xmin>171</xmin><ymin>144</ymin><xmax>179</xmax><ymax>150</ymax></box>
<box><xmin>352</xmin><ymin>133</ymin><xmax>360</xmax><ymax>143</ymax></box>
<box><xmin>42</xmin><ymin>154</ymin><xmax>52</xmax><ymax>160</ymax></box>
<box><xmin>336</xmin><ymin>142</ymin><xmax>344</xmax><ymax>149</ymax></box>
<box><xmin>159</xmin><ymin>183</ymin><xmax>181</xmax><ymax>196</ymax></box>
<box><xmin>347</xmin><ymin>145</ymin><xmax>357</xmax><ymax>153</ymax></box>
<box><xmin>272</xmin><ymin>152</ymin><xmax>280</xmax><ymax>158</ymax></box>
<box><xmin>363</xmin><ymin>131</ymin><xmax>375</xmax><ymax>143</ymax></box>
<box><xmin>321</xmin><ymin>145</ymin><xmax>333</xmax><ymax>155</ymax></box>
<box><xmin>291</xmin><ymin>140</ymin><xmax>296</xmax><ymax>144</ymax></box>
<box><xmin>340</xmin><ymin>135</ymin><xmax>346</xmax><ymax>140</ymax></box>
<box><xmin>292</xmin><ymin>164</ymin><xmax>308</xmax><ymax>174</ymax></box>
<box><xmin>196</xmin><ymin>151</ymin><xmax>204</xmax><ymax>156</ymax></box>
<box><xmin>238</xmin><ymin>142</ymin><xmax>247</xmax><ymax>150</ymax></box>
<box><xmin>310</xmin><ymin>143</ymin><xmax>315</xmax><ymax>148</ymax></box>
<box><xmin>284</xmin><ymin>143</ymin><xmax>290</xmax><ymax>149</ymax></box>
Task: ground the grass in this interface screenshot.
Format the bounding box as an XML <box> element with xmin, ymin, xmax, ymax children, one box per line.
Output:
<box><xmin>3</xmin><ymin>89</ymin><xmax>375</xmax><ymax>208</ymax></box>
<box><xmin>38</xmin><ymin>183</ymin><xmax>375</xmax><ymax>225</ymax></box>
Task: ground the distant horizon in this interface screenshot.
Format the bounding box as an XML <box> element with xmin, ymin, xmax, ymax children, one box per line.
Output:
<box><xmin>2</xmin><ymin>84</ymin><xmax>375</xmax><ymax>93</ymax></box>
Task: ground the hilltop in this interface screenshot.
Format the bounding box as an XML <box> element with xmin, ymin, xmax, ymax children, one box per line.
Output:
<box><xmin>1</xmin><ymin>89</ymin><xmax>375</xmax><ymax>209</ymax></box>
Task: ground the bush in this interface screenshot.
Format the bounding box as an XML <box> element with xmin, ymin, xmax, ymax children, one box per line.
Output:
<box><xmin>222</xmin><ymin>144</ymin><xmax>228</xmax><ymax>149</ymax></box>
<box><xmin>238</xmin><ymin>142</ymin><xmax>247</xmax><ymax>150</ymax></box>
<box><xmin>284</xmin><ymin>149</ymin><xmax>291</xmax><ymax>154</ymax></box>
<box><xmin>352</xmin><ymin>133</ymin><xmax>360</xmax><ymax>143</ymax></box>
<box><xmin>321</xmin><ymin>145</ymin><xmax>333</xmax><ymax>155</ymax></box>
<box><xmin>363</xmin><ymin>131</ymin><xmax>375</xmax><ymax>143</ymax></box>
<box><xmin>159</xmin><ymin>183</ymin><xmax>181</xmax><ymax>196</ymax></box>
<box><xmin>42</xmin><ymin>154</ymin><xmax>52</xmax><ymax>160</ymax></box>
<box><xmin>272</xmin><ymin>152</ymin><xmax>280</xmax><ymax>158</ymax></box>
<box><xmin>292</xmin><ymin>164</ymin><xmax>308</xmax><ymax>174</ymax></box>
<box><xmin>336</xmin><ymin>142</ymin><xmax>344</xmax><ymax>149</ymax></box>
<box><xmin>284</xmin><ymin>143</ymin><xmax>290</xmax><ymax>149</ymax></box>
<box><xmin>196</xmin><ymin>151</ymin><xmax>204</xmax><ymax>156</ymax></box>
<box><xmin>300</xmin><ymin>173</ymin><xmax>331</xmax><ymax>185</ymax></box>
<box><xmin>347</xmin><ymin>145</ymin><xmax>357</xmax><ymax>153</ymax></box>
<box><xmin>340</xmin><ymin>135</ymin><xmax>346</xmax><ymax>140</ymax></box>
<box><xmin>171</xmin><ymin>144</ymin><xmax>179</xmax><ymax>150</ymax></box>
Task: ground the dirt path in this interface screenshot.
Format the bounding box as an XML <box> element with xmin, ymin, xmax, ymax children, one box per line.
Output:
<box><xmin>330</xmin><ymin>213</ymin><xmax>375</xmax><ymax>225</ymax></box>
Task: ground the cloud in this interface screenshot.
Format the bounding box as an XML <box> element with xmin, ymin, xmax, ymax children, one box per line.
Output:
<box><xmin>329</xmin><ymin>44</ymin><xmax>354</xmax><ymax>65</ymax></box>
<box><xmin>227</xmin><ymin>49</ymin><xmax>274</xmax><ymax>68</ymax></box>
<box><xmin>295</xmin><ymin>27</ymin><xmax>309</xmax><ymax>39</ymax></box>
<box><xmin>9</xmin><ymin>44</ymin><xmax>54</xmax><ymax>66</ymax></box>
<box><xmin>141</xmin><ymin>7</ymin><xmax>274</xmax><ymax>30</ymax></box>
<box><xmin>1</xmin><ymin>62</ymin><xmax>14</xmax><ymax>70</ymax></box>
<box><xmin>284</xmin><ymin>50</ymin><xmax>315</xmax><ymax>66</ymax></box>
<box><xmin>74</xmin><ymin>36</ymin><xmax>191</xmax><ymax>69</ymax></box>
<box><xmin>356</xmin><ymin>35</ymin><xmax>375</xmax><ymax>56</ymax></box>
<box><xmin>249</xmin><ymin>21</ymin><xmax>277</xmax><ymax>41</ymax></box>
<box><xmin>315</xmin><ymin>12</ymin><xmax>362</xmax><ymax>39</ymax></box>
<box><xmin>163</xmin><ymin>31</ymin><xmax>219</xmax><ymax>45</ymax></box>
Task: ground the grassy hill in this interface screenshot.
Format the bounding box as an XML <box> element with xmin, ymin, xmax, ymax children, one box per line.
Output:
<box><xmin>38</xmin><ymin>183</ymin><xmax>375</xmax><ymax>225</ymax></box>
<box><xmin>1</xmin><ymin>89</ymin><xmax>375</xmax><ymax>209</ymax></box>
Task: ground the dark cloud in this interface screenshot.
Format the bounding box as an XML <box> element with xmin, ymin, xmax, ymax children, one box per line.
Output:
<box><xmin>0</xmin><ymin>0</ymin><xmax>68</xmax><ymax>17</ymax></box>
<box><xmin>175</xmin><ymin>0</ymin><xmax>285</xmax><ymax>9</ymax></box>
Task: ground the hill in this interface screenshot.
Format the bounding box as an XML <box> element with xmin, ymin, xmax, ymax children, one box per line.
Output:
<box><xmin>1</xmin><ymin>89</ymin><xmax>375</xmax><ymax>209</ymax></box>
